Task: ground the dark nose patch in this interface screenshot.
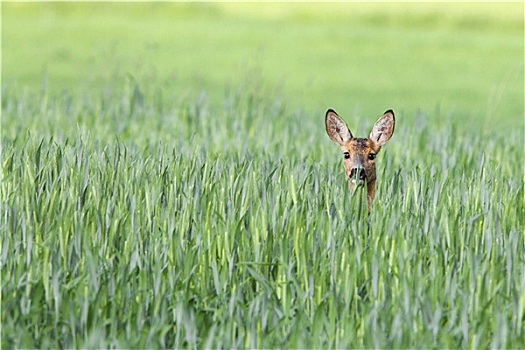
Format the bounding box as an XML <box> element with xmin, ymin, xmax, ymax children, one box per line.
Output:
<box><xmin>350</xmin><ymin>167</ymin><xmax>367</xmax><ymax>180</ymax></box>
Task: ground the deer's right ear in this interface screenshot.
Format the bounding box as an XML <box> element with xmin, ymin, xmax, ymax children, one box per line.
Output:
<box><xmin>369</xmin><ymin>109</ymin><xmax>395</xmax><ymax>146</ymax></box>
<box><xmin>325</xmin><ymin>109</ymin><xmax>353</xmax><ymax>145</ymax></box>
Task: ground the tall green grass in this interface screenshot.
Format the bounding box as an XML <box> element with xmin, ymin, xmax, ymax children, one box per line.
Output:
<box><xmin>2</xmin><ymin>2</ymin><xmax>524</xmax><ymax>347</ymax></box>
<box><xmin>2</xmin><ymin>81</ymin><xmax>523</xmax><ymax>348</ymax></box>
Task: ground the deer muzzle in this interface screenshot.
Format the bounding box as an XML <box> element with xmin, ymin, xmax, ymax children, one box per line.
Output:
<box><xmin>349</xmin><ymin>166</ymin><xmax>367</xmax><ymax>187</ymax></box>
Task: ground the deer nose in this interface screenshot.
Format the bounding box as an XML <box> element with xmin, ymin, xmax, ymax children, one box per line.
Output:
<box><xmin>349</xmin><ymin>167</ymin><xmax>367</xmax><ymax>181</ymax></box>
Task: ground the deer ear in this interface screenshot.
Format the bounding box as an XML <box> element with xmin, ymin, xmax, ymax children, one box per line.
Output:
<box><xmin>369</xmin><ymin>109</ymin><xmax>395</xmax><ymax>146</ymax></box>
<box><xmin>325</xmin><ymin>109</ymin><xmax>353</xmax><ymax>145</ymax></box>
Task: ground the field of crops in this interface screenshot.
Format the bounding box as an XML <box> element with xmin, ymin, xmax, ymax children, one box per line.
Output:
<box><xmin>2</xmin><ymin>2</ymin><xmax>524</xmax><ymax>348</ymax></box>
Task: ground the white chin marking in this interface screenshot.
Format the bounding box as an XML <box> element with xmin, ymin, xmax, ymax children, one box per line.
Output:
<box><xmin>350</xmin><ymin>179</ymin><xmax>364</xmax><ymax>187</ymax></box>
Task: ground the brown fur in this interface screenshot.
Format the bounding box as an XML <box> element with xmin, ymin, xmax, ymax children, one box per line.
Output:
<box><xmin>325</xmin><ymin>109</ymin><xmax>395</xmax><ymax>211</ymax></box>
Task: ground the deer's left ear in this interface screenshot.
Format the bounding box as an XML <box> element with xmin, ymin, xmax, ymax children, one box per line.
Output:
<box><xmin>325</xmin><ymin>109</ymin><xmax>353</xmax><ymax>146</ymax></box>
<box><xmin>369</xmin><ymin>109</ymin><xmax>395</xmax><ymax>146</ymax></box>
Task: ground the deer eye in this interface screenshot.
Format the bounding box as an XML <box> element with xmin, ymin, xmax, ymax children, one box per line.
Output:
<box><xmin>368</xmin><ymin>153</ymin><xmax>376</xmax><ymax>160</ymax></box>
<box><xmin>343</xmin><ymin>152</ymin><xmax>350</xmax><ymax>159</ymax></box>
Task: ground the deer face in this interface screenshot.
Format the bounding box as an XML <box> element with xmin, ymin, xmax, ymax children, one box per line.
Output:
<box><xmin>341</xmin><ymin>137</ymin><xmax>381</xmax><ymax>188</ymax></box>
<box><xmin>325</xmin><ymin>109</ymin><xmax>395</xmax><ymax>209</ymax></box>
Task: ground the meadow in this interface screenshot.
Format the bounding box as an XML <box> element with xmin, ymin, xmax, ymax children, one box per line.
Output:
<box><xmin>1</xmin><ymin>2</ymin><xmax>524</xmax><ymax>348</ymax></box>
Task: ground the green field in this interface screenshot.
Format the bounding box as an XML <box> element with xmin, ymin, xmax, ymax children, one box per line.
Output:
<box><xmin>2</xmin><ymin>2</ymin><xmax>524</xmax><ymax>348</ymax></box>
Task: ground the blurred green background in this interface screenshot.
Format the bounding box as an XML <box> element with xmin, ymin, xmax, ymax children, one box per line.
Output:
<box><xmin>2</xmin><ymin>2</ymin><xmax>524</xmax><ymax>133</ymax></box>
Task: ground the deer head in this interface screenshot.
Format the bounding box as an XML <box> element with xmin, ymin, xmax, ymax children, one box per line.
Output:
<box><xmin>325</xmin><ymin>109</ymin><xmax>395</xmax><ymax>211</ymax></box>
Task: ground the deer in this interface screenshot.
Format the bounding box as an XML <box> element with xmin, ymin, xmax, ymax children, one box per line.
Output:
<box><xmin>325</xmin><ymin>109</ymin><xmax>395</xmax><ymax>211</ymax></box>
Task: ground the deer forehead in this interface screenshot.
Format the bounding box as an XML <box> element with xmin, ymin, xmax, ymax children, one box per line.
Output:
<box><xmin>341</xmin><ymin>138</ymin><xmax>380</xmax><ymax>154</ymax></box>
